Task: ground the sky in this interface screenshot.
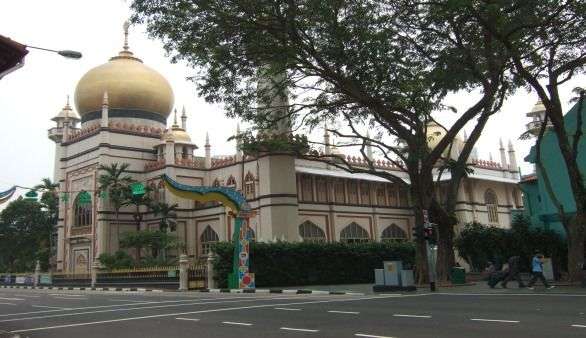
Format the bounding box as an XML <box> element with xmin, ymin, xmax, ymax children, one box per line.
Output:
<box><xmin>0</xmin><ymin>0</ymin><xmax>584</xmax><ymax>198</ymax></box>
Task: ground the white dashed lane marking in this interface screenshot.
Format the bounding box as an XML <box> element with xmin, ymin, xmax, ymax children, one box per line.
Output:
<box><xmin>175</xmin><ymin>317</ymin><xmax>200</xmax><ymax>322</ymax></box>
<box><xmin>571</xmin><ymin>324</ymin><xmax>586</xmax><ymax>328</ymax></box>
<box><xmin>52</xmin><ymin>297</ymin><xmax>88</xmax><ymax>300</ymax></box>
<box><xmin>470</xmin><ymin>318</ymin><xmax>520</xmax><ymax>323</ymax></box>
<box><xmin>0</xmin><ymin>303</ymin><xmax>16</xmax><ymax>306</ymax></box>
<box><xmin>275</xmin><ymin>307</ymin><xmax>302</xmax><ymax>311</ymax></box>
<box><xmin>393</xmin><ymin>314</ymin><xmax>431</xmax><ymax>318</ymax></box>
<box><xmin>32</xmin><ymin>305</ymin><xmax>71</xmax><ymax>310</ymax></box>
<box><xmin>222</xmin><ymin>321</ymin><xmax>253</xmax><ymax>326</ymax></box>
<box><xmin>0</xmin><ymin>297</ymin><xmax>23</xmax><ymax>301</ymax></box>
<box><xmin>328</xmin><ymin>310</ymin><xmax>359</xmax><ymax>314</ymax></box>
<box><xmin>355</xmin><ymin>334</ymin><xmax>396</xmax><ymax>338</ymax></box>
<box><xmin>280</xmin><ymin>327</ymin><xmax>319</xmax><ymax>333</ymax></box>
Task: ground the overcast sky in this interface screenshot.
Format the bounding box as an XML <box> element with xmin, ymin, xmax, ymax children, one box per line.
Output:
<box><xmin>1</xmin><ymin>0</ymin><xmax>584</xmax><ymax>199</ymax></box>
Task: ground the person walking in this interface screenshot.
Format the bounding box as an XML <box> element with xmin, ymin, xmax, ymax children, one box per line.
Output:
<box><xmin>527</xmin><ymin>252</ymin><xmax>555</xmax><ymax>290</ymax></box>
<box><xmin>501</xmin><ymin>255</ymin><xmax>525</xmax><ymax>288</ymax></box>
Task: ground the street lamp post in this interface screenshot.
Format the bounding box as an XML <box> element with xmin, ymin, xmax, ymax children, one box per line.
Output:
<box><xmin>26</xmin><ymin>45</ymin><xmax>82</xmax><ymax>59</ymax></box>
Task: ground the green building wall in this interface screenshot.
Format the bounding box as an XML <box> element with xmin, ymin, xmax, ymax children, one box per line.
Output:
<box><xmin>521</xmin><ymin>99</ymin><xmax>586</xmax><ymax>238</ymax></box>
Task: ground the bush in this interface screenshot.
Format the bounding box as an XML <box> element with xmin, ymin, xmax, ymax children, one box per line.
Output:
<box><xmin>211</xmin><ymin>241</ymin><xmax>415</xmax><ymax>288</ymax></box>
<box><xmin>98</xmin><ymin>251</ymin><xmax>134</xmax><ymax>270</ymax></box>
<box><xmin>455</xmin><ymin>215</ymin><xmax>567</xmax><ymax>273</ymax></box>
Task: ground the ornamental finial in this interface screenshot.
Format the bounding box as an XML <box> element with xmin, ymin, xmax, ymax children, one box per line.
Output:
<box><xmin>123</xmin><ymin>21</ymin><xmax>130</xmax><ymax>51</ymax></box>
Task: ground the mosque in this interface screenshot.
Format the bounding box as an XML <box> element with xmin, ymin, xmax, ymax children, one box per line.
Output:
<box><xmin>48</xmin><ymin>27</ymin><xmax>523</xmax><ymax>273</ymax></box>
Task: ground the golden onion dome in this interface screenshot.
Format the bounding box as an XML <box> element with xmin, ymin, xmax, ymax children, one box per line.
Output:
<box><xmin>73</xmin><ymin>24</ymin><xmax>174</xmax><ymax>123</ymax></box>
<box><xmin>164</xmin><ymin>126</ymin><xmax>193</xmax><ymax>144</ymax></box>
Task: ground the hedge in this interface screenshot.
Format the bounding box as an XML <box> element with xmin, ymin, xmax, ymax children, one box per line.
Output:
<box><xmin>211</xmin><ymin>241</ymin><xmax>415</xmax><ymax>288</ymax></box>
<box><xmin>455</xmin><ymin>215</ymin><xmax>567</xmax><ymax>274</ymax></box>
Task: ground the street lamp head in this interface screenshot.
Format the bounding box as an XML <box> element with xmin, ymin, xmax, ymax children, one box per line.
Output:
<box><xmin>57</xmin><ymin>50</ymin><xmax>82</xmax><ymax>59</ymax></box>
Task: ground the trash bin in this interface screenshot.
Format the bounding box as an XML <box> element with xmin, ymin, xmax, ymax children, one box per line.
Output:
<box><xmin>451</xmin><ymin>267</ymin><xmax>466</xmax><ymax>284</ymax></box>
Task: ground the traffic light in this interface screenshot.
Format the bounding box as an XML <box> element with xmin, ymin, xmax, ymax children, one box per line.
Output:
<box><xmin>424</xmin><ymin>223</ymin><xmax>438</xmax><ymax>245</ymax></box>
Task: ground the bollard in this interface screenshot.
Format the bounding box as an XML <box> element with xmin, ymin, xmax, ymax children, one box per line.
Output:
<box><xmin>207</xmin><ymin>252</ymin><xmax>217</xmax><ymax>289</ymax></box>
<box><xmin>91</xmin><ymin>260</ymin><xmax>101</xmax><ymax>288</ymax></box>
<box><xmin>179</xmin><ymin>254</ymin><xmax>189</xmax><ymax>291</ymax></box>
<box><xmin>33</xmin><ymin>260</ymin><xmax>41</xmax><ymax>287</ymax></box>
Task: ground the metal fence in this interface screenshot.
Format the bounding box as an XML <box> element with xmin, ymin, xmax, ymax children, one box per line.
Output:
<box><xmin>97</xmin><ymin>266</ymin><xmax>180</xmax><ymax>289</ymax></box>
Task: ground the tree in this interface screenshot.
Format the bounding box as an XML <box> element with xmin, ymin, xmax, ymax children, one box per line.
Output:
<box><xmin>98</xmin><ymin>163</ymin><xmax>134</xmax><ymax>228</ymax></box>
<box><xmin>131</xmin><ymin>0</ymin><xmax>513</xmax><ymax>283</ymax></box>
<box><xmin>34</xmin><ymin>178</ymin><xmax>60</xmax><ymax>270</ymax></box>
<box><xmin>119</xmin><ymin>230</ymin><xmax>179</xmax><ymax>264</ymax></box>
<box><xmin>0</xmin><ymin>198</ymin><xmax>51</xmax><ymax>272</ymax></box>
<box><xmin>151</xmin><ymin>202</ymin><xmax>180</xmax><ymax>259</ymax></box>
<box><xmin>448</xmin><ymin>0</ymin><xmax>586</xmax><ymax>282</ymax></box>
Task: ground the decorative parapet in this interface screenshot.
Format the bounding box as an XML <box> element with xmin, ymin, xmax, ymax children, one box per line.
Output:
<box><xmin>108</xmin><ymin>122</ymin><xmax>164</xmax><ymax>138</ymax></box>
<box><xmin>144</xmin><ymin>159</ymin><xmax>165</xmax><ymax>171</ymax></box>
<box><xmin>175</xmin><ymin>157</ymin><xmax>204</xmax><ymax>169</ymax></box>
<box><xmin>211</xmin><ymin>155</ymin><xmax>237</xmax><ymax>168</ymax></box>
<box><xmin>470</xmin><ymin>159</ymin><xmax>502</xmax><ymax>170</ymax></box>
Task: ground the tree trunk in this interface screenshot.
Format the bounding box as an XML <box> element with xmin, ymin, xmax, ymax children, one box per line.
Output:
<box><xmin>436</xmin><ymin>215</ymin><xmax>456</xmax><ymax>282</ymax></box>
<box><xmin>566</xmin><ymin>213</ymin><xmax>586</xmax><ymax>282</ymax></box>
<box><xmin>409</xmin><ymin>168</ymin><xmax>434</xmax><ymax>285</ymax></box>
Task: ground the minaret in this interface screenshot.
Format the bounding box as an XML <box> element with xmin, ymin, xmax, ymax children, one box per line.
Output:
<box><xmin>499</xmin><ymin>138</ymin><xmax>507</xmax><ymax>169</ymax></box>
<box><xmin>257</xmin><ymin>64</ymin><xmax>290</xmax><ymax>134</ymax></box>
<box><xmin>181</xmin><ymin>106</ymin><xmax>187</xmax><ymax>130</ymax></box>
<box><xmin>526</xmin><ymin>99</ymin><xmax>548</xmax><ymax>136</ymax></box>
<box><xmin>235</xmin><ymin>123</ymin><xmax>243</xmax><ymax>161</ymax></box>
<box><xmin>508</xmin><ymin>140</ymin><xmax>518</xmax><ymax>172</ymax></box>
<box><xmin>172</xmin><ymin>108</ymin><xmax>179</xmax><ymax>127</ymax></box>
<box><xmin>366</xmin><ymin>131</ymin><xmax>373</xmax><ymax>160</ymax></box>
<box><xmin>204</xmin><ymin>132</ymin><xmax>212</xmax><ymax>169</ymax></box>
<box><xmin>101</xmin><ymin>92</ymin><xmax>109</xmax><ymax>128</ymax></box>
<box><xmin>324</xmin><ymin>122</ymin><xmax>331</xmax><ymax>155</ymax></box>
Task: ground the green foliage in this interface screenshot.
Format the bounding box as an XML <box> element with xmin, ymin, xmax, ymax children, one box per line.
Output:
<box><xmin>151</xmin><ymin>202</ymin><xmax>178</xmax><ymax>232</ymax></box>
<box><xmin>212</xmin><ymin>241</ymin><xmax>415</xmax><ymax>288</ymax></box>
<box><xmin>0</xmin><ymin>198</ymin><xmax>51</xmax><ymax>272</ymax></box>
<box><xmin>235</xmin><ymin>132</ymin><xmax>310</xmax><ymax>156</ymax></box>
<box><xmin>98</xmin><ymin>163</ymin><xmax>134</xmax><ymax>219</ymax></box>
<box><xmin>98</xmin><ymin>251</ymin><xmax>134</xmax><ymax>270</ymax></box>
<box><xmin>119</xmin><ymin>230</ymin><xmax>179</xmax><ymax>260</ymax></box>
<box><xmin>455</xmin><ymin>215</ymin><xmax>567</xmax><ymax>272</ymax></box>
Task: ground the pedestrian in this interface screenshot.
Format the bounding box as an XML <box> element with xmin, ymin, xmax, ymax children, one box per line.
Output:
<box><xmin>486</xmin><ymin>261</ymin><xmax>504</xmax><ymax>289</ymax></box>
<box><xmin>501</xmin><ymin>255</ymin><xmax>525</xmax><ymax>288</ymax></box>
<box><xmin>527</xmin><ymin>251</ymin><xmax>555</xmax><ymax>290</ymax></box>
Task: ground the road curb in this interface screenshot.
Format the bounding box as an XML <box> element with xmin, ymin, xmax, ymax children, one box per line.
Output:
<box><xmin>201</xmin><ymin>288</ymin><xmax>364</xmax><ymax>295</ymax></box>
<box><xmin>0</xmin><ymin>285</ymin><xmax>163</xmax><ymax>293</ymax></box>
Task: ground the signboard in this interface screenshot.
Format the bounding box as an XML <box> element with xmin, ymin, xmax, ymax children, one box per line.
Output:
<box><xmin>167</xmin><ymin>270</ymin><xmax>177</xmax><ymax>278</ymax></box>
<box><xmin>40</xmin><ymin>274</ymin><xmax>52</xmax><ymax>285</ymax></box>
<box><xmin>15</xmin><ymin>276</ymin><xmax>26</xmax><ymax>284</ymax></box>
<box><xmin>24</xmin><ymin>190</ymin><xmax>38</xmax><ymax>201</ymax></box>
<box><xmin>130</xmin><ymin>182</ymin><xmax>146</xmax><ymax>196</ymax></box>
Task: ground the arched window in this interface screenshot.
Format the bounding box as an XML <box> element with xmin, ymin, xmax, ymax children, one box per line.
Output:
<box><xmin>200</xmin><ymin>226</ymin><xmax>219</xmax><ymax>256</ymax></box>
<box><xmin>381</xmin><ymin>224</ymin><xmax>407</xmax><ymax>242</ymax></box>
<box><xmin>484</xmin><ymin>189</ymin><xmax>499</xmax><ymax>223</ymax></box>
<box><xmin>244</xmin><ymin>172</ymin><xmax>255</xmax><ymax>200</ymax></box>
<box><xmin>340</xmin><ymin>222</ymin><xmax>369</xmax><ymax>244</ymax></box>
<box><xmin>73</xmin><ymin>193</ymin><xmax>92</xmax><ymax>227</ymax></box>
<box><xmin>212</xmin><ymin>178</ymin><xmax>220</xmax><ymax>187</ymax></box>
<box><xmin>226</xmin><ymin>175</ymin><xmax>237</xmax><ymax>188</ymax></box>
<box><xmin>299</xmin><ymin>221</ymin><xmax>326</xmax><ymax>242</ymax></box>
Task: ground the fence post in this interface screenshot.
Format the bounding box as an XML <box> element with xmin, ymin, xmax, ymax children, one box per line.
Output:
<box><xmin>207</xmin><ymin>252</ymin><xmax>216</xmax><ymax>289</ymax></box>
<box><xmin>179</xmin><ymin>254</ymin><xmax>189</xmax><ymax>291</ymax></box>
<box><xmin>33</xmin><ymin>260</ymin><xmax>41</xmax><ymax>287</ymax></box>
<box><xmin>91</xmin><ymin>260</ymin><xmax>101</xmax><ymax>288</ymax></box>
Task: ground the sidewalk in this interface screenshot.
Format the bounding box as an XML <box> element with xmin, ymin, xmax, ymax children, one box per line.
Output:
<box><xmin>268</xmin><ymin>280</ymin><xmax>586</xmax><ymax>295</ymax></box>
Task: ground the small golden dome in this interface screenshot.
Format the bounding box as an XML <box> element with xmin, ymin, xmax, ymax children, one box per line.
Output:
<box><xmin>165</xmin><ymin>126</ymin><xmax>193</xmax><ymax>144</ymax></box>
<box><xmin>426</xmin><ymin>121</ymin><xmax>463</xmax><ymax>159</ymax></box>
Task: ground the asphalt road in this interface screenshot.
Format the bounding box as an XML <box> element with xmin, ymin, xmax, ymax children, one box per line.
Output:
<box><xmin>0</xmin><ymin>287</ymin><xmax>585</xmax><ymax>338</ymax></box>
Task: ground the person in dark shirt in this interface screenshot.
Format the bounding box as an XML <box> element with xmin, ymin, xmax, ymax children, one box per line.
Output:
<box><xmin>501</xmin><ymin>255</ymin><xmax>525</xmax><ymax>288</ymax></box>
